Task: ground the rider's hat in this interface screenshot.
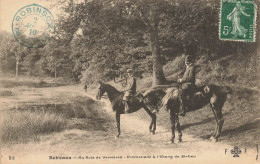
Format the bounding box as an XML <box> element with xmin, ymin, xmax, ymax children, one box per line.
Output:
<box><xmin>185</xmin><ymin>55</ymin><xmax>193</xmax><ymax>64</ymax></box>
<box><xmin>126</xmin><ymin>69</ymin><xmax>133</xmax><ymax>73</ymax></box>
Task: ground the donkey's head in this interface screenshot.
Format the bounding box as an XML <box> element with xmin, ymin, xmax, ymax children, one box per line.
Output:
<box><xmin>96</xmin><ymin>81</ymin><xmax>106</xmax><ymax>100</ymax></box>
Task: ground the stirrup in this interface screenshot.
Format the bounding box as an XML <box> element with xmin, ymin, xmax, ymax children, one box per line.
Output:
<box><xmin>179</xmin><ymin>105</ymin><xmax>186</xmax><ymax>117</ymax></box>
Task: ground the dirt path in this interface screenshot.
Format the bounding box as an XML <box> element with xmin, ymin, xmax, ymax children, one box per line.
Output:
<box><xmin>1</xmin><ymin>85</ymin><xmax>258</xmax><ymax>164</ymax></box>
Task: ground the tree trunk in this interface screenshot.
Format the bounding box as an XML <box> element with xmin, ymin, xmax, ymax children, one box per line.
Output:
<box><xmin>6</xmin><ymin>52</ymin><xmax>8</xmax><ymax>65</ymax></box>
<box><xmin>149</xmin><ymin>27</ymin><xmax>167</xmax><ymax>86</ymax></box>
<box><xmin>54</xmin><ymin>61</ymin><xmax>57</xmax><ymax>82</ymax></box>
<box><xmin>16</xmin><ymin>60</ymin><xmax>19</xmax><ymax>78</ymax></box>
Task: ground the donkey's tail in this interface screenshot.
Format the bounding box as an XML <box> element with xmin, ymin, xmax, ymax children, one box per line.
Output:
<box><xmin>222</xmin><ymin>86</ymin><xmax>233</xmax><ymax>94</ymax></box>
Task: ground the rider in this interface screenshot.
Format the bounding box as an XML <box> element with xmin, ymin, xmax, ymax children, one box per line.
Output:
<box><xmin>178</xmin><ymin>55</ymin><xmax>196</xmax><ymax>117</ymax></box>
<box><xmin>123</xmin><ymin>68</ymin><xmax>136</xmax><ymax>113</ymax></box>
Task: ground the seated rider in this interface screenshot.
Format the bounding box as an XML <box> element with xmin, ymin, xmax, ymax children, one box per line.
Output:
<box><xmin>123</xmin><ymin>69</ymin><xmax>136</xmax><ymax>113</ymax></box>
<box><xmin>177</xmin><ymin>55</ymin><xmax>196</xmax><ymax>117</ymax></box>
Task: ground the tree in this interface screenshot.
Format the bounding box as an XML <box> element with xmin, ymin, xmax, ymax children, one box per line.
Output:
<box><xmin>38</xmin><ymin>0</ymin><xmax>259</xmax><ymax>84</ymax></box>
<box><xmin>0</xmin><ymin>32</ymin><xmax>17</xmax><ymax>73</ymax></box>
<box><xmin>8</xmin><ymin>41</ymin><xmax>27</xmax><ymax>77</ymax></box>
<box><xmin>57</xmin><ymin>0</ymin><xmax>175</xmax><ymax>85</ymax></box>
<box><xmin>126</xmin><ymin>0</ymin><xmax>169</xmax><ymax>85</ymax></box>
<box><xmin>40</xmin><ymin>39</ymin><xmax>73</xmax><ymax>81</ymax></box>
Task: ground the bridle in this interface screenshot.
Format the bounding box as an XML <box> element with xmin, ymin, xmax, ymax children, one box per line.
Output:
<box><xmin>96</xmin><ymin>84</ymin><xmax>108</xmax><ymax>100</ymax></box>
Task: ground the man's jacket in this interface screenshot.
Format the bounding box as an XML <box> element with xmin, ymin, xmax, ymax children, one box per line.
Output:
<box><xmin>125</xmin><ymin>77</ymin><xmax>136</xmax><ymax>95</ymax></box>
<box><xmin>181</xmin><ymin>64</ymin><xmax>195</xmax><ymax>89</ymax></box>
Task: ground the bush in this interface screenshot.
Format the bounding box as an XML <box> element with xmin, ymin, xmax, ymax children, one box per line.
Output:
<box><xmin>163</xmin><ymin>55</ymin><xmax>185</xmax><ymax>77</ymax></box>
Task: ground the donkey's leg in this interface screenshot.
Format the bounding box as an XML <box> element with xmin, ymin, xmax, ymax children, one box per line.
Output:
<box><xmin>170</xmin><ymin>109</ymin><xmax>176</xmax><ymax>143</ymax></box>
<box><xmin>143</xmin><ymin>105</ymin><xmax>156</xmax><ymax>134</ymax></box>
<box><xmin>215</xmin><ymin>109</ymin><xmax>224</xmax><ymax>140</ymax></box>
<box><xmin>175</xmin><ymin>114</ymin><xmax>182</xmax><ymax>142</ymax></box>
<box><xmin>153</xmin><ymin>115</ymin><xmax>157</xmax><ymax>134</ymax></box>
<box><xmin>210</xmin><ymin>104</ymin><xmax>224</xmax><ymax>142</ymax></box>
<box><xmin>210</xmin><ymin>104</ymin><xmax>218</xmax><ymax>140</ymax></box>
<box><xmin>215</xmin><ymin>97</ymin><xmax>226</xmax><ymax>140</ymax></box>
<box><xmin>115</xmin><ymin>112</ymin><xmax>121</xmax><ymax>138</ymax></box>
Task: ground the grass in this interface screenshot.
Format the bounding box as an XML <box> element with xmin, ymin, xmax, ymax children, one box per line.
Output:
<box><xmin>0</xmin><ymin>75</ymin><xmax>70</xmax><ymax>89</ymax></box>
<box><xmin>0</xmin><ymin>109</ymin><xmax>66</xmax><ymax>143</ymax></box>
<box><xmin>0</xmin><ymin>79</ymin><xmax>66</xmax><ymax>88</ymax></box>
<box><xmin>0</xmin><ymin>95</ymin><xmax>107</xmax><ymax>144</ymax></box>
<box><xmin>0</xmin><ymin>90</ymin><xmax>14</xmax><ymax>96</ymax></box>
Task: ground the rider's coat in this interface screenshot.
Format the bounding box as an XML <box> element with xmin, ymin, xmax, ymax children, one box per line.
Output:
<box><xmin>181</xmin><ymin>64</ymin><xmax>195</xmax><ymax>89</ymax></box>
<box><xmin>123</xmin><ymin>76</ymin><xmax>136</xmax><ymax>101</ymax></box>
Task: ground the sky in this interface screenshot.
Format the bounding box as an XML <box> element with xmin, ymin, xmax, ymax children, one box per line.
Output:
<box><xmin>0</xmin><ymin>0</ymin><xmax>62</xmax><ymax>33</ymax></box>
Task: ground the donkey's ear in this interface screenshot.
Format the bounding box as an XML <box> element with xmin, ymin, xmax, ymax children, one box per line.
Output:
<box><xmin>98</xmin><ymin>81</ymin><xmax>103</xmax><ymax>84</ymax></box>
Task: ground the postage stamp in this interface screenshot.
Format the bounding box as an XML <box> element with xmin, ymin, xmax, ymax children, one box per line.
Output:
<box><xmin>12</xmin><ymin>4</ymin><xmax>55</xmax><ymax>48</ymax></box>
<box><xmin>219</xmin><ymin>0</ymin><xmax>257</xmax><ymax>42</ymax></box>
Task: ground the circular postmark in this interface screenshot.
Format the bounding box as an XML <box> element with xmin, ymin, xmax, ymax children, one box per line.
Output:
<box><xmin>12</xmin><ymin>4</ymin><xmax>55</xmax><ymax>48</ymax></box>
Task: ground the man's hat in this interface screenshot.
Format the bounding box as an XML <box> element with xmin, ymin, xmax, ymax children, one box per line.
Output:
<box><xmin>185</xmin><ymin>55</ymin><xmax>193</xmax><ymax>63</ymax></box>
<box><xmin>126</xmin><ymin>69</ymin><xmax>133</xmax><ymax>73</ymax></box>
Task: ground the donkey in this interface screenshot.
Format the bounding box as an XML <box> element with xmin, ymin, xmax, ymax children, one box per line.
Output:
<box><xmin>159</xmin><ymin>84</ymin><xmax>233</xmax><ymax>143</ymax></box>
<box><xmin>96</xmin><ymin>81</ymin><xmax>157</xmax><ymax>138</ymax></box>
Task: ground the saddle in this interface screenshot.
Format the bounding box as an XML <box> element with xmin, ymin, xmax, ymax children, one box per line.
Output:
<box><xmin>185</xmin><ymin>86</ymin><xmax>207</xmax><ymax>110</ymax></box>
<box><xmin>122</xmin><ymin>93</ymin><xmax>144</xmax><ymax>112</ymax></box>
<box><xmin>162</xmin><ymin>86</ymin><xmax>206</xmax><ymax>112</ymax></box>
<box><xmin>125</xmin><ymin>93</ymin><xmax>144</xmax><ymax>104</ymax></box>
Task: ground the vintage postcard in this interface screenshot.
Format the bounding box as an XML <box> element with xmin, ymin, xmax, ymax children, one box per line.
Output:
<box><xmin>0</xmin><ymin>0</ymin><xmax>259</xmax><ymax>164</ymax></box>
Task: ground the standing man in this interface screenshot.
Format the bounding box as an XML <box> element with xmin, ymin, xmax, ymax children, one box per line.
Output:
<box><xmin>84</xmin><ymin>83</ymin><xmax>88</xmax><ymax>92</ymax></box>
<box><xmin>123</xmin><ymin>68</ymin><xmax>136</xmax><ymax>113</ymax></box>
<box><xmin>178</xmin><ymin>55</ymin><xmax>196</xmax><ymax>117</ymax></box>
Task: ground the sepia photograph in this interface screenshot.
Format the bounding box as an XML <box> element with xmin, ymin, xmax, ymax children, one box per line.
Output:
<box><xmin>0</xmin><ymin>0</ymin><xmax>259</xmax><ymax>163</ymax></box>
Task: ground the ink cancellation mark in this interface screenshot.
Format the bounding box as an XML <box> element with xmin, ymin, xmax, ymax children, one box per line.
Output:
<box><xmin>219</xmin><ymin>0</ymin><xmax>257</xmax><ymax>42</ymax></box>
<box><xmin>12</xmin><ymin>4</ymin><xmax>55</xmax><ymax>48</ymax></box>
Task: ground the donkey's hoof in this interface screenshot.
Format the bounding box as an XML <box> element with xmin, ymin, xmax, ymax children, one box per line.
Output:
<box><xmin>150</xmin><ymin>131</ymin><xmax>155</xmax><ymax>135</ymax></box>
<box><xmin>169</xmin><ymin>137</ymin><xmax>174</xmax><ymax>144</ymax></box>
<box><xmin>115</xmin><ymin>135</ymin><xmax>120</xmax><ymax>139</ymax></box>
<box><xmin>169</xmin><ymin>140</ymin><xmax>174</xmax><ymax>144</ymax></box>
<box><xmin>177</xmin><ymin>138</ymin><xmax>182</xmax><ymax>143</ymax></box>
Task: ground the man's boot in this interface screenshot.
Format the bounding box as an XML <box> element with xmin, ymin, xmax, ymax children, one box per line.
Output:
<box><xmin>124</xmin><ymin>101</ymin><xmax>130</xmax><ymax>113</ymax></box>
<box><xmin>179</xmin><ymin>99</ymin><xmax>186</xmax><ymax>117</ymax></box>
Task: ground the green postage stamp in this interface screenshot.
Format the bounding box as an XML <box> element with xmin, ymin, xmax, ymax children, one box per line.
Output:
<box><xmin>219</xmin><ymin>0</ymin><xmax>257</xmax><ymax>42</ymax></box>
